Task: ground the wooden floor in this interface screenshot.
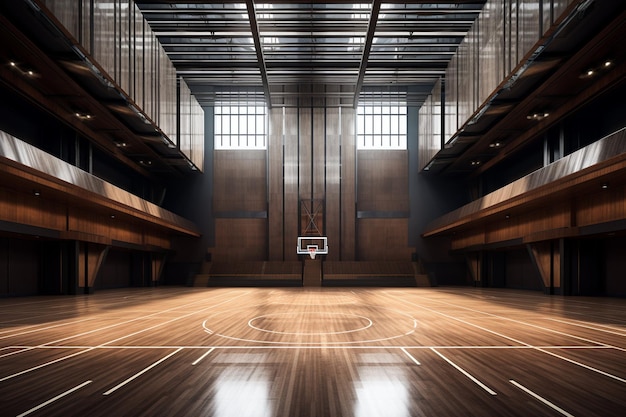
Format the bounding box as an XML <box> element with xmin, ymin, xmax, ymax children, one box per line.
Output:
<box><xmin>0</xmin><ymin>287</ymin><xmax>625</xmax><ymax>417</ymax></box>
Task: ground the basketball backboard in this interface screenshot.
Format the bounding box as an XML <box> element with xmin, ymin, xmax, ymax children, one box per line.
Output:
<box><xmin>297</xmin><ymin>236</ymin><xmax>328</xmax><ymax>259</ymax></box>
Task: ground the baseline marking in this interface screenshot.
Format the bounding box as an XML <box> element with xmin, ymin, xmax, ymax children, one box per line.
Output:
<box><xmin>510</xmin><ymin>379</ymin><xmax>575</xmax><ymax>417</ymax></box>
<box><xmin>16</xmin><ymin>380</ymin><xmax>92</xmax><ymax>417</ymax></box>
<box><xmin>192</xmin><ymin>347</ymin><xmax>215</xmax><ymax>365</ymax></box>
<box><xmin>103</xmin><ymin>348</ymin><xmax>183</xmax><ymax>396</ymax></box>
<box><xmin>401</xmin><ymin>347</ymin><xmax>421</xmax><ymax>366</ymax></box>
<box><xmin>430</xmin><ymin>348</ymin><xmax>497</xmax><ymax>395</ymax></box>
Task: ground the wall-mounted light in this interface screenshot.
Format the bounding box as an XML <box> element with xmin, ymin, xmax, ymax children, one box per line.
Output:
<box><xmin>33</xmin><ymin>190</ymin><xmax>41</xmax><ymax>196</ymax></box>
<box><xmin>601</xmin><ymin>182</ymin><xmax>609</xmax><ymax>189</ymax></box>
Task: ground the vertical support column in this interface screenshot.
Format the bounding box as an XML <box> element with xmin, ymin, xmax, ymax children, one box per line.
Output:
<box><xmin>466</xmin><ymin>252</ymin><xmax>482</xmax><ymax>286</ymax></box>
<box><xmin>527</xmin><ymin>241</ymin><xmax>561</xmax><ymax>294</ymax></box>
<box><xmin>326</xmin><ymin>101</ymin><xmax>341</xmax><ymax>261</ymax></box>
<box><xmin>341</xmin><ymin>106</ymin><xmax>356</xmax><ymax>260</ymax></box>
<box><xmin>268</xmin><ymin>107</ymin><xmax>284</xmax><ymax>260</ymax></box>
<box><xmin>299</xmin><ymin>106</ymin><xmax>312</xmax><ymax>204</ymax></box>
<box><xmin>283</xmin><ymin>87</ymin><xmax>300</xmax><ymax>260</ymax></box>
<box><xmin>78</xmin><ymin>242</ymin><xmax>110</xmax><ymax>294</ymax></box>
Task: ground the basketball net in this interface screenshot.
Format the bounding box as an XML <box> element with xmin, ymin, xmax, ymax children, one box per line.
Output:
<box><xmin>308</xmin><ymin>247</ymin><xmax>317</xmax><ymax>260</ymax></box>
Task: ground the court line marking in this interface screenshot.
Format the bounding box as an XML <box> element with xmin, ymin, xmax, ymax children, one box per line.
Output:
<box><xmin>192</xmin><ymin>347</ymin><xmax>215</xmax><ymax>365</ymax></box>
<box><xmin>0</xmin><ymin>291</ymin><xmax>250</xmax><ymax>381</ymax></box>
<box><xmin>202</xmin><ymin>304</ymin><xmax>418</xmax><ymax>345</ymax></box>
<box><xmin>4</xmin><ymin>344</ymin><xmax>617</xmax><ymax>350</ymax></box>
<box><xmin>430</xmin><ymin>348</ymin><xmax>497</xmax><ymax>396</ymax></box>
<box><xmin>533</xmin><ymin>347</ymin><xmax>626</xmax><ymax>384</ymax></box>
<box><xmin>510</xmin><ymin>379</ymin><xmax>575</xmax><ymax>417</ymax></box>
<box><xmin>0</xmin><ymin>293</ymin><xmax>234</xmax><ymax>359</ymax></box>
<box><xmin>547</xmin><ymin>318</ymin><xmax>626</xmax><ymax>336</ymax></box>
<box><xmin>384</xmin><ymin>292</ymin><xmax>626</xmax><ymax>384</ymax></box>
<box><xmin>15</xmin><ymin>380</ymin><xmax>92</xmax><ymax>417</ymax></box>
<box><xmin>0</xmin><ymin>318</ymin><xmax>94</xmax><ymax>340</ymax></box>
<box><xmin>247</xmin><ymin>312</ymin><xmax>373</xmax><ymax>335</ymax></box>
<box><xmin>411</xmin><ymin>293</ymin><xmax>626</xmax><ymax>352</ymax></box>
<box><xmin>103</xmin><ymin>348</ymin><xmax>183</xmax><ymax>396</ymax></box>
<box><xmin>0</xmin><ymin>347</ymin><xmax>96</xmax><ymax>382</ymax></box>
<box><xmin>401</xmin><ymin>347</ymin><xmax>421</xmax><ymax>366</ymax></box>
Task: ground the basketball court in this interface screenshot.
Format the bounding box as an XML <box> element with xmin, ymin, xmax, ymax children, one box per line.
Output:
<box><xmin>1</xmin><ymin>286</ymin><xmax>624</xmax><ymax>416</ymax></box>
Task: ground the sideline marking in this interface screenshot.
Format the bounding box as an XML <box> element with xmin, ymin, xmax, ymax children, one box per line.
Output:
<box><xmin>431</xmin><ymin>348</ymin><xmax>497</xmax><ymax>395</ymax></box>
<box><xmin>510</xmin><ymin>379</ymin><xmax>575</xmax><ymax>417</ymax></box>
<box><xmin>103</xmin><ymin>348</ymin><xmax>183</xmax><ymax>395</ymax></box>
<box><xmin>16</xmin><ymin>380</ymin><xmax>92</xmax><ymax>417</ymax></box>
<box><xmin>401</xmin><ymin>347</ymin><xmax>421</xmax><ymax>366</ymax></box>
<box><xmin>547</xmin><ymin>318</ymin><xmax>626</xmax><ymax>336</ymax></box>
<box><xmin>192</xmin><ymin>347</ymin><xmax>215</xmax><ymax>365</ymax></box>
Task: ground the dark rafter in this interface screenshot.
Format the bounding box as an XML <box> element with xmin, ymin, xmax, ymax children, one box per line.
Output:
<box><xmin>353</xmin><ymin>0</ymin><xmax>381</xmax><ymax>107</ymax></box>
<box><xmin>246</xmin><ymin>0</ymin><xmax>272</xmax><ymax>107</ymax></box>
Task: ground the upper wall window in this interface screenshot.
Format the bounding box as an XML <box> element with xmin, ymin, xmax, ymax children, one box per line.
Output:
<box><xmin>357</xmin><ymin>103</ymin><xmax>407</xmax><ymax>149</ymax></box>
<box><xmin>214</xmin><ymin>102</ymin><xmax>267</xmax><ymax>149</ymax></box>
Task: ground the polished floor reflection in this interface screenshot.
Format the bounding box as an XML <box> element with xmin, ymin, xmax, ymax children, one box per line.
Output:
<box><xmin>0</xmin><ymin>287</ymin><xmax>625</xmax><ymax>416</ymax></box>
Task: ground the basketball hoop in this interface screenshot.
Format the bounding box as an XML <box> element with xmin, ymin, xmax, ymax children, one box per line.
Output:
<box><xmin>297</xmin><ymin>236</ymin><xmax>328</xmax><ymax>259</ymax></box>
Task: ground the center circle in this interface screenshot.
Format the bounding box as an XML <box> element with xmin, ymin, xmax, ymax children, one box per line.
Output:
<box><xmin>248</xmin><ymin>312</ymin><xmax>373</xmax><ymax>335</ymax></box>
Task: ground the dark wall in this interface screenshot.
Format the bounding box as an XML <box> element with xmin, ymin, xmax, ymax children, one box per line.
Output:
<box><xmin>96</xmin><ymin>249</ymin><xmax>132</xmax><ymax>289</ymax></box>
<box><xmin>605</xmin><ymin>237</ymin><xmax>626</xmax><ymax>296</ymax></box>
<box><xmin>161</xmin><ymin>107</ymin><xmax>214</xmax><ymax>284</ymax></box>
<box><xmin>505</xmin><ymin>249</ymin><xmax>543</xmax><ymax>291</ymax></box>
<box><xmin>409</xmin><ymin>104</ymin><xmax>468</xmax><ymax>284</ymax></box>
<box><xmin>0</xmin><ymin>237</ymin><xmax>40</xmax><ymax>296</ymax></box>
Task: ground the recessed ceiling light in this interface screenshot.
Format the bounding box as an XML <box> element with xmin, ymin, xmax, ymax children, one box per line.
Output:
<box><xmin>526</xmin><ymin>112</ymin><xmax>549</xmax><ymax>121</ymax></box>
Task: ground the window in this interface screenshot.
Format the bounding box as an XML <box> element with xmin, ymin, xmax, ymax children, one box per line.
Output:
<box><xmin>214</xmin><ymin>101</ymin><xmax>267</xmax><ymax>149</ymax></box>
<box><xmin>357</xmin><ymin>102</ymin><xmax>407</xmax><ymax>149</ymax></box>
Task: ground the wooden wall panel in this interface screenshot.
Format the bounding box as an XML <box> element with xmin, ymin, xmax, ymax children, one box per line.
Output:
<box><xmin>144</xmin><ymin>231</ymin><xmax>170</xmax><ymax>249</ymax></box>
<box><xmin>357</xmin><ymin>219</ymin><xmax>411</xmax><ymax>261</ymax></box>
<box><xmin>213</xmin><ymin>218</ymin><xmax>267</xmax><ymax>262</ymax></box>
<box><xmin>67</xmin><ymin>208</ymin><xmax>110</xmax><ymax>237</ymax></box>
<box><xmin>576</xmin><ymin>186</ymin><xmax>626</xmax><ymax>226</ymax></box>
<box><xmin>451</xmin><ymin>229</ymin><xmax>485</xmax><ymax>250</ymax></box>
<box><xmin>357</xmin><ymin>150</ymin><xmax>409</xmax><ymax>212</ymax></box>
<box><xmin>0</xmin><ymin>189</ymin><xmax>65</xmax><ymax>231</ymax></box>
<box><xmin>213</xmin><ymin>150</ymin><xmax>266</xmax><ymax>212</ymax></box>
